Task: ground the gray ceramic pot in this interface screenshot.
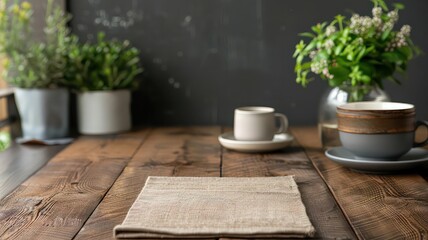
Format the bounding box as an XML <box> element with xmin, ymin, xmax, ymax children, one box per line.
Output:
<box><xmin>14</xmin><ymin>88</ymin><xmax>69</xmax><ymax>139</ymax></box>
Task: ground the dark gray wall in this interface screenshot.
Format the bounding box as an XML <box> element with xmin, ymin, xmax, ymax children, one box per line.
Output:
<box><xmin>69</xmin><ymin>0</ymin><xmax>428</xmax><ymax>126</ymax></box>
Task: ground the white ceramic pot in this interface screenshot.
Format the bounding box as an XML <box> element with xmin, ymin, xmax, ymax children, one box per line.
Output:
<box><xmin>14</xmin><ymin>88</ymin><xmax>69</xmax><ymax>139</ymax></box>
<box><xmin>77</xmin><ymin>90</ymin><xmax>131</xmax><ymax>135</ymax></box>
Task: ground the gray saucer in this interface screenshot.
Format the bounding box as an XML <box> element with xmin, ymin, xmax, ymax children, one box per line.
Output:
<box><xmin>325</xmin><ymin>147</ymin><xmax>428</xmax><ymax>173</ymax></box>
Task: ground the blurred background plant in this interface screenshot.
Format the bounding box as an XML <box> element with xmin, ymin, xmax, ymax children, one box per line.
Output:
<box><xmin>0</xmin><ymin>0</ymin><xmax>72</xmax><ymax>88</ymax></box>
<box><xmin>0</xmin><ymin>131</ymin><xmax>11</xmax><ymax>152</ymax></box>
<box><xmin>65</xmin><ymin>32</ymin><xmax>143</xmax><ymax>92</ymax></box>
<box><xmin>293</xmin><ymin>0</ymin><xmax>421</xmax><ymax>101</ymax></box>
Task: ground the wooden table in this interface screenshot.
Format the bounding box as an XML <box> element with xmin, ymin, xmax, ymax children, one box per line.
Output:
<box><xmin>0</xmin><ymin>127</ymin><xmax>427</xmax><ymax>239</ymax></box>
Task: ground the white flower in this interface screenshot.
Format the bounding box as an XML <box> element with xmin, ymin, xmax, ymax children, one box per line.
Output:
<box><xmin>350</xmin><ymin>15</ymin><xmax>373</xmax><ymax>35</ymax></box>
<box><xmin>382</xmin><ymin>21</ymin><xmax>393</xmax><ymax>31</ymax></box>
<box><xmin>372</xmin><ymin>7</ymin><xmax>382</xmax><ymax>18</ymax></box>
<box><xmin>400</xmin><ymin>25</ymin><xmax>411</xmax><ymax>36</ymax></box>
<box><xmin>362</xmin><ymin>16</ymin><xmax>372</xmax><ymax>27</ymax></box>
<box><xmin>351</xmin><ymin>14</ymin><xmax>360</xmax><ymax>22</ymax></box>
<box><xmin>324</xmin><ymin>39</ymin><xmax>335</xmax><ymax>49</ymax></box>
<box><xmin>386</xmin><ymin>26</ymin><xmax>410</xmax><ymax>51</ymax></box>
<box><xmin>311</xmin><ymin>59</ymin><xmax>328</xmax><ymax>74</ymax></box>
<box><xmin>372</xmin><ymin>17</ymin><xmax>382</xmax><ymax>28</ymax></box>
<box><xmin>326</xmin><ymin>25</ymin><xmax>336</xmax><ymax>36</ymax></box>
<box><xmin>311</xmin><ymin>63</ymin><xmax>321</xmax><ymax>74</ymax></box>
<box><xmin>322</xmin><ymin>68</ymin><xmax>334</xmax><ymax>79</ymax></box>
<box><xmin>398</xmin><ymin>39</ymin><xmax>406</xmax><ymax>47</ymax></box>
<box><xmin>387</xmin><ymin>10</ymin><xmax>399</xmax><ymax>23</ymax></box>
<box><xmin>322</xmin><ymin>68</ymin><xmax>329</xmax><ymax>75</ymax></box>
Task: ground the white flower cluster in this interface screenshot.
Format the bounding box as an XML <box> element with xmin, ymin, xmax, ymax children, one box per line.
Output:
<box><xmin>325</xmin><ymin>26</ymin><xmax>336</xmax><ymax>36</ymax></box>
<box><xmin>387</xmin><ymin>10</ymin><xmax>399</xmax><ymax>23</ymax></box>
<box><xmin>386</xmin><ymin>25</ymin><xmax>411</xmax><ymax>51</ymax></box>
<box><xmin>350</xmin><ymin>8</ymin><xmax>401</xmax><ymax>36</ymax></box>
<box><xmin>309</xmin><ymin>50</ymin><xmax>317</xmax><ymax>59</ymax></box>
<box><xmin>324</xmin><ymin>39</ymin><xmax>335</xmax><ymax>50</ymax></box>
<box><xmin>350</xmin><ymin>14</ymin><xmax>373</xmax><ymax>35</ymax></box>
<box><xmin>400</xmin><ymin>25</ymin><xmax>411</xmax><ymax>36</ymax></box>
<box><xmin>371</xmin><ymin>7</ymin><xmax>383</xmax><ymax>29</ymax></box>
<box><xmin>372</xmin><ymin>7</ymin><xmax>382</xmax><ymax>18</ymax></box>
<box><xmin>311</xmin><ymin>59</ymin><xmax>334</xmax><ymax>79</ymax></box>
<box><xmin>322</xmin><ymin>68</ymin><xmax>334</xmax><ymax>79</ymax></box>
<box><xmin>381</xmin><ymin>10</ymin><xmax>398</xmax><ymax>32</ymax></box>
<box><xmin>311</xmin><ymin>59</ymin><xmax>327</xmax><ymax>74</ymax></box>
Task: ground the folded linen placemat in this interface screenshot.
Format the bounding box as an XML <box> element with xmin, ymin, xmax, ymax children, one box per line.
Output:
<box><xmin>114</xmin><ymin>176</ymin><xmax>315</xmax><ymax>239</ymax></box>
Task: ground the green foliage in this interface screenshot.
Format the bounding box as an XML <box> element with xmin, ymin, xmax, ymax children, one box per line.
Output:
<box><xmin>293</xmin><ymin>0</ymin><xmax>420</xmax><ymax>100</ymax></box>
<box><xmin>0</xmin><ymin>131</ymin><xmax>11</xmax><ymax>152</ymax></box>
<box><xmin>0</xmin><ymin>0</ymin><xmax>72</xmax><ymax>88</ymax></box>
<box><xmin>65</xmin><ymin>33</ymin><xmax>143</xmax><ymax>92</ymax></box>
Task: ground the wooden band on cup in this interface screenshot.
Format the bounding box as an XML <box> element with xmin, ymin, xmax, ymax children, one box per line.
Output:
<box><xmin>337</xmin><ymin>108</ymin><xmax>415</xmax><ymax>134</ymax></box>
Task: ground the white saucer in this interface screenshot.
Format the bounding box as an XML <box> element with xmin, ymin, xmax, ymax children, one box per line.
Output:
<box><xmin>325</xmin><ymin>147</ymin><xmax>428</xmax><ymax>173</ymax></box>
<box><xmin>218</xmin><ymin>132</ymin><xmax>294</xmax><ymax>153</ymax></box>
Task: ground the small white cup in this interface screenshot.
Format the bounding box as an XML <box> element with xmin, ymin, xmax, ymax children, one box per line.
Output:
<box><xmin>234</xmin><ymin>106</ymin><xmax>288</xmax><ymax>141</ymax></box>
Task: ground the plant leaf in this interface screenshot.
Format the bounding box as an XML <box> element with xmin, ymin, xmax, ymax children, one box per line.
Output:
<box><xmin>381</xmin><ymin>52</ymin><xmax>401</xmax><ymax>63</ymax></box>
<box><xmin>299</xmin><ymin>32</ymin><xmax>316</xmax><ymax>38</ymax></box>
<box><xmin>393</xmin><ymin>3</ymin><xmax>405</xmax><ymax>10</ymax></box>
<box><xmin>329</xmin><ymin>65</ymin><xmax>350</xmax><ymax>85</ymax></box>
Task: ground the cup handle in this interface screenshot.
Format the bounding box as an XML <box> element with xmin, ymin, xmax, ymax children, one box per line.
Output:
<box><xmin>275</xmin><ymin>113</ymin><xmax>289</xmax><ymax>134</ymax></box>
<box><xmin>413</xmin><ymin>120</ymin><xmax>428</xmax><ymax>148</ymax></box>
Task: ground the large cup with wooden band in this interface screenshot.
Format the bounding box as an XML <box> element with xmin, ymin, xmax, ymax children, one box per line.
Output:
<box><xmin>337</xmin><ymin>102</ymin><xmax>428</xmax><ymax>159</ymax></box>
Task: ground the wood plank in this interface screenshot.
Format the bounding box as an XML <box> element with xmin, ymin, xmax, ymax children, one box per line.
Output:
<box><xmin>0</xmin><ymin>143</ymin><xmax>65</xmax><ymax>200</ymax></box>
<box><xmin>221</xmin><ymin>127</ymin><xmax>357</xmax><ymax>239</ymax></box>
<box><xmin>74</xmin><ymin>127</ymin><xmax>221</xmax><ymax>240</ymax></box>
<box><xmin>0</xmin><ymin>132</ymin><xmax>147</xmax><ymax>239</ymax></box>
<box><xmin>292</xmin><ymin>127</ymin><xmax>428</xmax><ymax>240</ymax></box>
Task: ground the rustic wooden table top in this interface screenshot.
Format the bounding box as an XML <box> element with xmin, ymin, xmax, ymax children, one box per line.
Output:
<box><xmin>0</xmin><ymin>126</ymin><xmax>427</xmax><ymax>239</ymax></box>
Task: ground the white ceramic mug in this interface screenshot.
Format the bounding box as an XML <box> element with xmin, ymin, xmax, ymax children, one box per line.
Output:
<box><xmin>234</xmin><ymin>106</ymin><xmax>288</xmax><ymax>141</ymax></box>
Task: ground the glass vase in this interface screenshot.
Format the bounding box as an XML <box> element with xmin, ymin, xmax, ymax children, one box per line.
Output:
<box><xmin>318</xmin><ymin>85</ymin><xmax>390</xmax><ymax>149</ymax></box>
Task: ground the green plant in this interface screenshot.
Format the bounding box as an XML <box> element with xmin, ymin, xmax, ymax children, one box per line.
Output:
<box><xmin>0</xmin><ymin>0</ymin><xmax>72</xmax><ymax>88</ymax></box>
<box><xmin>0</xmin><ymin>131</ymin><xmax>11</xmax><ymax>152</ymax></box>
<box><xmin>293</xmin><ymin>0</ymin><xmax>420</xmax><ymax>100</ymax></box>
<box><xmin>65</xmin><ymin>33</ymin><xmax>143</xmax><ymax>92</ymax></box>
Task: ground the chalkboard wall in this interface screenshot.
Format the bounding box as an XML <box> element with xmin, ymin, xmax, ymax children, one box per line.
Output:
<box><xmin>69</xmin><ymin>0</ymin><xmax>428</xmax><ymax>126</ymax></box>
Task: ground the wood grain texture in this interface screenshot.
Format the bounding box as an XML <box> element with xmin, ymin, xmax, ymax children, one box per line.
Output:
<box><xmin>2</xmin><ymin>126</ymin><xmax>426</xmax><ymax>239</ymax></box>
<box><xmin>74</xmin><ymin>127</ymin><xmax>221</xmax><ymax>240</ymax></box>
<box><xmin>0</xmin><ymin>133</ymin><xmax>146</xmax><ymax>239</ymax></box>
<box><xmin>292</xmin><ymin>127</ymin><xmax>428</xmax><ymax>240</ymax></box>
<box><xmin>0</xmin><ymin>143</ymin><xmax>65</xmax><ymax>200</ymax></box>
<box><xmin>221</xmin><ymin>127</ymin><xmax>357</xmax><ymax>239</ymax></box>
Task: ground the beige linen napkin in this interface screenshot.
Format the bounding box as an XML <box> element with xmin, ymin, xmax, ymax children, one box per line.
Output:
<box><xmin>114</xmin><ymin>176</ymin><xmax>315</xmax><ymax>239</ymax></box>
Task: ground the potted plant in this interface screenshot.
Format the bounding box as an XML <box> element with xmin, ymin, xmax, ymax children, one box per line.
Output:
<box><xmin>293</xmin><ymin>0</ymin><xmax>420</xmax><ymax>147</ymax></box>
<box><xmin>65</xmin><ymin>33</ymin><xmax>143</xmax><ymax>135</ymax></box>
<box><xmin>0</xmin><ymin>0</ymin><xmax>72</xmax><ymax>140</ymax></box>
